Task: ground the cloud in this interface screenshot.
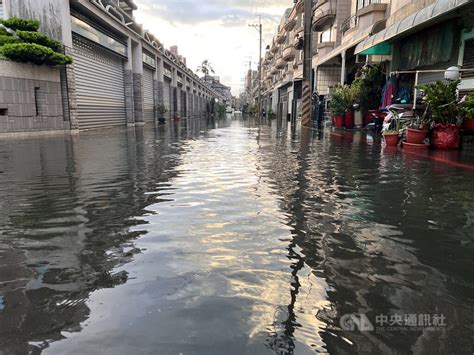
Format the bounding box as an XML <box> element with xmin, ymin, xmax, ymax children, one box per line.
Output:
<box><xmin>135</xmin><ymin>0</ymin><xmax>289</xmax><ymax>26</ymax></box>
<box><xmin>134</xmin><ymin>0</ymin><xmax>291</xmax><ymax>95</ymax></box>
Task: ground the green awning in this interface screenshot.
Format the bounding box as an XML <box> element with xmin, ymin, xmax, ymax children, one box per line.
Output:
<box><xmin>359</xmin><ymin>42</ymin><xmax>391</xmax><ymax>55</ymax></box>
<box><xmin>355</xmin><ymin>0</ymin><xmax>471</xmax><ymax>55</ymax></box>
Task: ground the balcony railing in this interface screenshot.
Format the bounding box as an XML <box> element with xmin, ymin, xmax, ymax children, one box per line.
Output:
<box><xmin>341</xmin><ymin>15</ymin><xmax>358</xmax><ymax>34</ymax></box>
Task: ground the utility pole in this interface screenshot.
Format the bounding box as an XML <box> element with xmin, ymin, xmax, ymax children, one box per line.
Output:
<box><xmin>301</xmin><ymin>0</ymin><xmax>313</xmax><ymax>127</ymax></box>
<box><xmin>249</xmin><ymin>16</ymin><xmax>262</xmax><ymax>122</ymax></box>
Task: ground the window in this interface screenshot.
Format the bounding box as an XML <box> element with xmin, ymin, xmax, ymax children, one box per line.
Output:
<box><xmin>357</xmin><ymin>0</ymin><xmax>380</xmax><ymax>10</ymax></box>
<box><xmin>0</xmin><ymin>0</ymin><xmax>4</xmax><ymax>19</ymax></box>
<box><xmin>71</xmin><ymin>16</ymin><xmax>127</xmax><ymax>56</ymax></box>
<box><xmin>320</xmin><ymin>28</ymin><xmax>332</xmax><ymax>43</ymax></box>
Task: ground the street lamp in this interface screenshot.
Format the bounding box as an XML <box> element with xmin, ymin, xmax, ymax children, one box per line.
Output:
<box><xmin>445</xmin><ymin>66</ymin><xmax>460</xmax><ymax>81</ymax></box>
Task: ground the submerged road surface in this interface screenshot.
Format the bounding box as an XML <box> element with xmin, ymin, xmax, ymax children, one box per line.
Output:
<box><xmin>0</xmin><ymin>117</ymin><xmax>473</xmax><ymax>354</ymax></box>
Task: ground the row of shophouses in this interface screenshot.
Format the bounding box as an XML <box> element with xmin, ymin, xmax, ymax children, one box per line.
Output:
<box><xmin>0</xmin><ymin>0</ymin><xmax>227</xmax><ymax>134</ymax></box>
<box><xmin>249</xmin><ymin>0</ymin><xmax>474</xmax><ymax>122</ymax></box>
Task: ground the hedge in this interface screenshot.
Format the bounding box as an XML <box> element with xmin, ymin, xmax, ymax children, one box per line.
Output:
<box><xmin>0</xmin><ymin>17</ymin><xmax>40</xmax><ymax>32</ymax></box>
<box><xmin>0</xmin><ymin>43</ymin><xmax>73</xmax><ymax>66</ymax></box>
<box><xmin>17</xmin><ymin>30</ymin><xmax>62</xmax><ymax>52</ymax></box>
<box><xmin>0</xmin><ymin>35</ymin><xmax>18</xmax><ymax>46</ymax></box>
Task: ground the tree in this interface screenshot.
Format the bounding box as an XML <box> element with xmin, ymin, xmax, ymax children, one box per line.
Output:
<box><xmin>197</xmin><ymin>60</ymin><xmax>215</xmax><ymax>81</ymax></box>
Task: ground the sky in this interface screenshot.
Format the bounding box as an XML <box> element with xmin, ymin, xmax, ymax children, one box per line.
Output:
<box><xmin>134</xmin><ymin>0</ymin><xmax>292</xmax><ymax>96</ymax></box>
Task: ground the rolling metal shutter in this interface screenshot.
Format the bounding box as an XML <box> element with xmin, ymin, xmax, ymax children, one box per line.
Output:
<box><xmin>163</xmin><ymin>79</ymin><xmax>171</xmax><ymax>120</ymax></box>
<box><xmin>143</xmin><ymin>67</ymin><xmax>155</xmax><ymax>122</ymax></box>
<box><xmin>72</xmin><ymin>35</ymin><xmax>126</xmax><ymax>129</ymax></box>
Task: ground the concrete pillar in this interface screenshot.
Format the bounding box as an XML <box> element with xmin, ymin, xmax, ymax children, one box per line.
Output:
<box><xmin>193</xmin><ymin>90</ymin><xmax>198</xmax><ymax>117</ymax></box>
<box><xmin>124</xmin><ymin>38</ymin><xmax>135</xmax><ymax>126</ymax></box>
<box><xmin>132</xmin><ymin>40</ymin><xmax>144</xmax><ymax>124</ymax></box>
<box><xmin>188</xmin><ymin>82</ymin><xmax>193</xmax><ymax>118</ymax></box>
<box><xmin>171</xmin><ymin>68</ymin><xmax>177</xmax><ymax>119</ymax></box>
<box><xmin>61</xmin><ymin>47</ymin><xmax>78</xmax><ymax>130</ymax></box>
<box><xmin>340</xmin><ymin>50</ymin><xmax>346</xmax><ymax>85</ymax></box>
<box><xmin>176</xmin><ymin>84</ymin><xmax>182</xmax><ymax>118</ymax></box>
<box><xmin>153</xmin><ymin>56</ymin><xmax>164</xmax><ymax>120</ymax></box>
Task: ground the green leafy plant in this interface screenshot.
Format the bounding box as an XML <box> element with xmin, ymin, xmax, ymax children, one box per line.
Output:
<box><xmin>216</xmin><ymin>103</ymin><xmax>226</xmax><ymax>117</ymax></box>
<box><xmin>416</xmin><ymin>80</ymin><xmax>460</xmax><ymax>124</ymax></box>
<box><xmin>157</xmin><ymin>104</ymin><xmax>168</xmax><ymax>115</ymax></box>
<box><xmin>460</xmin><ymin>94</ymin><xmax>474</xmax><ymax>120</ymax></box>
<box><xmin>268</xmin><ymin>108</ymin><xmax>276</xmax><ymax>119</ymax></box>
<box><xmin>0</xmin><ymin>17</ymin><xmax>40</xmax><ymax>32</ymax></box>
<box><xmin>1</xmin><ymin>43</ymin><xmax>72</xmax><ymax>65</ymax></box>
<box><xmin>383</xmin><ymin>108</ymin><xmax>403</xmax><ymax>135</ymax></box>
<box><xmin>352</xmin><ymin>65</ymin><xmax>385</xmax><ymax>114</ymax></box>
<box><xmin>0</xmin><ymin>18</ymin><xmax>72</xmax><ymax>66</ymax></box>
<box><xmin>330</xmin><ymin>85</ymin><xmax>354</xmax><ymax>115</ymax></box>
<box><xmin>16</xmin><ymin>30</ymin><xmax>62</xmax><ymax>52</ymax></box>
<box><xmin>0</xmin><ymin>26</ymin><xmax>13</xmax><ymax>37</ymax></box>
<box><xmin>0</xmin><ymin>35</ymin><xmax>18</xmax><ymax>46</ymax></box>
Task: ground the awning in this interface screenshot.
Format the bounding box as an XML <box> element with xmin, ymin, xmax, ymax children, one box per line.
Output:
<box><xmin>355</xmin><ymin>0</ymin><xmax>471</xmax><ymax>55</ymax></box>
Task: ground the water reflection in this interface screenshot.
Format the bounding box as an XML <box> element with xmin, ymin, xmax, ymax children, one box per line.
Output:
<box><xmin>0</xmin><ymin>117</ymin><xmax>473</xmax><ymax>354</ymax></box>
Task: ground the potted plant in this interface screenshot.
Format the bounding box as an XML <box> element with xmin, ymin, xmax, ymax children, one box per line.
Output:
<box><xmin>157</xmin><ymin>105</ymin><xmax>167</xmax><ymax>124</ymax></box>
<box><xmin>416</xmin><ymin>80</ymin><xmax>461</xmax><ymax>150</ymax></box>
<box><xmin>329</xmin><ymin>85</ymin><xmax>346</xmax><ymax>128</ymax></box>
<box><xmin>268</xmin><ymin>108</ymin><xmax>276</xmax><ymax>119</ymax></box>
<box><xmin>353</xmin><ymin>65</ymin><xmax>385</xmax><ymax>126</ymax></box>
<box><xmin>460</xmin><ymin>94</ymin><xmax>474</xmax><ymax>131</ymax></box>
<box><xmin>383</xmin><ymin>110</ymin><xmax>401</xmax><ymax>147</ymax></box>
<box><xmin>342</xmin><ymin>85</ymin><xmax>357</xmax><ymax>129</ymax></box>
<box><xmin>406</xmin><ymin>109</ymin><xmax>430</xmax><ymax>145</ymax></box>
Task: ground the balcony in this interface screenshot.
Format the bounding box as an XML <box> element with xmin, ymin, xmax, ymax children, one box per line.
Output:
<box><xmin>271</xmin><ymin>67</ymin><xmax>279</xmax><ymax>75</ymax></box>
<box><xmin>276</xmin><ymin>57</ymin><xmax>286</xmax><ymax>70</ymax></box>
<box><xmin>271</xmin><ymin>44</ymin><xmax>279</xmax><ymax>53</ymax></box>
<box><xmin>312</xmin><ymin>0</ymin><xmax>336</xmax><ymax>32</ymax></box>
<box><xmin>296</xmin><ymin>0</ymin><xmax>304</xmax><ymax>14</ymax></box>
<box><xmin>282</xmin><ymin>44</ymin><xmax>296</xmax><ymax>62</ymax></box>
<box><xmin>276</xmin><ymin>32</ymin><xmax>286</xmax><ymax>44</ymax></box>
<box><xmin>341</xmin><ymin>15</ymin><xmax>358</xmax><ymax>35</ymax></box>
<box><xmin>357</xmin><ymin>2</ymin><xmax>388</xmax><ymax>30</ymax></box>
<box><xmin>265</xmin><ymin>51</ymin><xmax>274</xmax><ymax>60</ymax></box>
<box><xmin>284</xmin><ymin>17</ymin><xmax>297</xmax><ymax>32</ymax></box>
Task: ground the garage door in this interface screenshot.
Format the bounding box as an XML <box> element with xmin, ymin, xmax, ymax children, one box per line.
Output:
<box><xmin>163</xmin><ymin>79</ymin><xmax>171</xmax><ymax>120</ymax></box>
<box><xmin>72</xmin><ymin>35</ymin><xmax>126</xmax><ymax>129</ymax></box>
<box><xmin>143</xmin><ymin>67</ymin><xmax>155</xmax><ymax>122</ymax></box>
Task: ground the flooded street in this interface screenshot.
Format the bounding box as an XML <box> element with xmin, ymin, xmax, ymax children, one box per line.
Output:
<box><xmin>1</xmin><ymin>116</ymin><xmax>474</xmax><ymax>354</ymax></box>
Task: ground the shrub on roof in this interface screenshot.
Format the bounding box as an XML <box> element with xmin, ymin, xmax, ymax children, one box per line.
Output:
<box><xmin>0</xmin><ymin>17</ymin><xmax>40</xmax><ymax>32</ymax></box>
<box><xmin>0</xmin><ymin>43</ymin><xmax>72</xmax><ymax>66</ymax></box>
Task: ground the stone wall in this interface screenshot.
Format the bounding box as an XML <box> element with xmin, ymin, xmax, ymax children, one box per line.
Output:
<box><xmin>0</xmin><ymin>60</ymin><xmax>68</xmax><ymax>133</ymax></box>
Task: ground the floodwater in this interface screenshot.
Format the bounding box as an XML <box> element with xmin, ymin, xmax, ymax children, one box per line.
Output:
<box><xmin>0</xmin><ymin>116</ymin><xmax>473</xmax><ymax>354</ymax></box>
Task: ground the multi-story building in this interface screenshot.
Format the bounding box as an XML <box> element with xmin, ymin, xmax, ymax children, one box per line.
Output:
<box><xmin>0</xmin><ymin>0</ymin><xmax>222</xmax><ymax>133</ymax></box>
<box><xmin>203</xmin><ymin>76</ymin><xmax>232</xmax><ymax>105</ymax></box>
<box><xmin>256</xmin><ymin>0</ymin><xmax>474</xmax><ymax>122</ymax></box>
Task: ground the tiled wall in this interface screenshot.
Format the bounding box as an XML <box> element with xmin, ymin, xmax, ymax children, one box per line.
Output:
<box><xmin>317</xmin><ymin>66</ymin><xmax>341</xmax><ymax>95</ymax></box>
<box><xmin>0</xmin><ymin>76</ymin><xmax>66</xmax><ymax>133</ymax></box>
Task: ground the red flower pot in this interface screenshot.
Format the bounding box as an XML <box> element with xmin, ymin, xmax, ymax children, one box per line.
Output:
<box><xmin>344</xmin><ymin>110</ymin><xmax>354</xmax><ymax>129</ymax></box>
<box><xmin>334</xmin><ymin>115</ymin><xmax>344</xmax><ymax>128</ymax></box>
<box><xmin>383</xmin><ymin>133</ymin><xmax>399</xmax><ymax>146</ymax></box>
<box><xmin>406</xmin><ymin>128</ymin><xmax>427</xmax><ymax>144</ymax></box>
<box><xmin>461</xmin><ymin>119</ymin><xmax>474</xmax><ymax>131</ymax></box>
<box><xmin>431</xmin><ymin>124</ymin><xmax>460</xmax><ymax>150</ymax></box>
<box><xmin>402</xmin><ymin>142</ymin><xmax>428</xmax><ymax>151</ymax></box>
